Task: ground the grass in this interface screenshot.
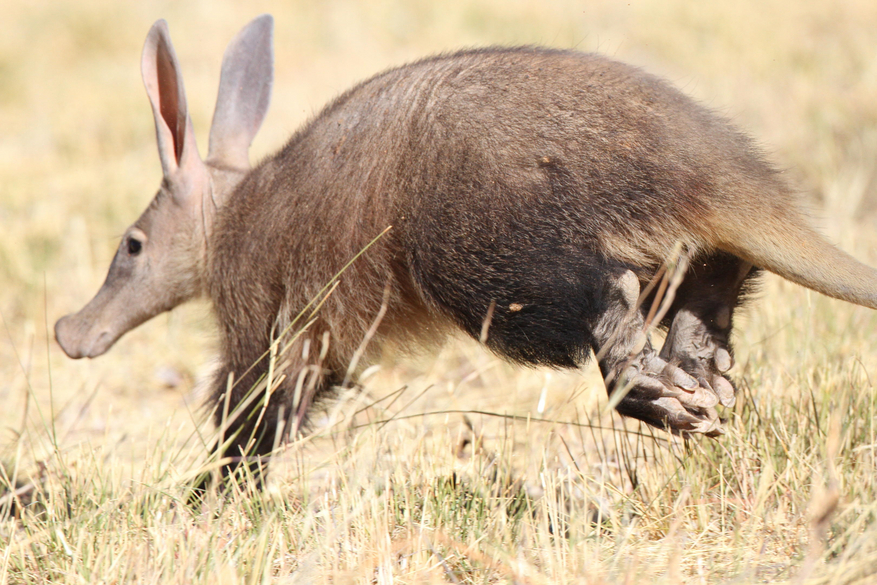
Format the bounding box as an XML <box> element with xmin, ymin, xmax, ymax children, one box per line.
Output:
<box><xmin>3</xmin><ymin>0</ymin><xmax>877</xmax><ymax>582</ymax></box>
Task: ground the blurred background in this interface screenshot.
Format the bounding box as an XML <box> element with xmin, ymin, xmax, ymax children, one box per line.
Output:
<box><xmin>3</xmin><ymin>0</ymin><xmax>877</xmax><ymax>480</ymax></box>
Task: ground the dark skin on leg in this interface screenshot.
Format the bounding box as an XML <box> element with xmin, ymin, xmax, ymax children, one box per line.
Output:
<box><xmin>658</xmin><ymin>253</ymin><xmax>757</xmax><ymax>412</ymax></box>
<box><xmin>601</xmin><ymin>252</ymin><xmax>757</xmax><ymax>435</ymax></box>
<box><xmin>592</xmin><ymin>267</ymin><xmax>725</xmax><ymax>435</ymax></box>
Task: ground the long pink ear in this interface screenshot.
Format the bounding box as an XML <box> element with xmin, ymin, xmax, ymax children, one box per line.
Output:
<box><xmin>141</xmin><ymin>20</ymin><xmax>203</xmax><ymax>185</ymax></box>
<box><xmin>207</xmin><ymin>14</ymin><xmax>274</xmax><ymax>169</ymax></box>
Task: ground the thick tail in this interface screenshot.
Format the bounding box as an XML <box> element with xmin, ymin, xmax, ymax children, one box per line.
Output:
<box><xmin>714</xmin><ymin>217</ymin><xmax>877</xmax><ymax>310</ymax></box>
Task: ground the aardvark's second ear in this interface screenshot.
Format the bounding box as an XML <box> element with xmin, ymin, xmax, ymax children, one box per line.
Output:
<box><xmin>207</xmin><ymin>14</ymin><xmax>274</xmax><ymax>170</ymax></box>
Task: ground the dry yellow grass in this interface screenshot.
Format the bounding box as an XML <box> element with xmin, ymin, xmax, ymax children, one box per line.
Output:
<box><xmin>2</xmin><ymin>0</ymin><xmax>877</xmax><ymax>583</ymax></box>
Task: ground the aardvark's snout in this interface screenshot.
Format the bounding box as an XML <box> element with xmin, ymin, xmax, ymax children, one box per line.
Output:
<box><xmin>54</xmin><ymin>313</ymin><xmax>115</xmax><ymax>359</ymax></box>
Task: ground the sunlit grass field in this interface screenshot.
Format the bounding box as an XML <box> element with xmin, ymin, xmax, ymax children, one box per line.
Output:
<box><xmin>3</xmin><ymin>0</ymin><xmax>877</xmax><ymax>582</ymax></box>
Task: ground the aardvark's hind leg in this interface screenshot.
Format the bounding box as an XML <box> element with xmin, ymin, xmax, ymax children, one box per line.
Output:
<box><xmin>594</xmin><ymin>269</ymin><xmax>726</xmax><ymax>435</ymax></box>
<box><xmin>659</xmin><ymin>254</ymin><xmax>756</xmax><ymax>414</ymax></box>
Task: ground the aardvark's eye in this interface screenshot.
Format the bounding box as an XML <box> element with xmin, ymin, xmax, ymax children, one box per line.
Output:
<box><xmin>127</xmin><ymin>237</ymin><xmax>143</xmax><ymax>256</ymax></box>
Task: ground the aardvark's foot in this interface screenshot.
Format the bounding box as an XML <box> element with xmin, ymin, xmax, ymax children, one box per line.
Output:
<box><xmin>608</xmin><ymin>347</ymin><xmax>726</xmax><ymax>436</ymax></box>
<box><xmin>660</xmin><ymin>308</ymin><xmax>736</xmax><ymax>409</ymax></box>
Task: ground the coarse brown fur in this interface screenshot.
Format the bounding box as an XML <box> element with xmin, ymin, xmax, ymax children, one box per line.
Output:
<box><xmin>56</xmin><ymin>17</ymin><xmax>877</xmax><ymax>485</ymax></box>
